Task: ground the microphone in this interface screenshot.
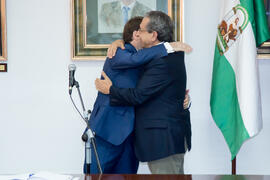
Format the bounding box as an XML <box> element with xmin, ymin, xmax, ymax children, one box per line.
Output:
<box><xmin>68</xmin><ymin>64</ymin><xmax>76</xmax><ymax>95</ymax></box>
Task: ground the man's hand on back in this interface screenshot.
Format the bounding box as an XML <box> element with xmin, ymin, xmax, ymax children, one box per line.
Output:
<box><xmin>183</xmin><ymin>89</ymin><xmax>190</xmax><ymax>109</ymax></box>
<box><xmin>95</xmin><ymin>71</ymin><xmax>112</xmax><ymax>95</ymax></box>
<box><xmin>107</xmin><ymin>40</ymin><xmax>125</xmax><ymax>58</ymax></box>
<box><xmin>170</xmin><ymin>42</ymin><xmax>192</xmax><ymax>53</ymax></box>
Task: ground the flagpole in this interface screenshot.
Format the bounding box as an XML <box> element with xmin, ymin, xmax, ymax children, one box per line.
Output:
<box><xmin>232</xmin><ymin>157</ymin><xmax>236</xmax><ymax>175</ymax></box>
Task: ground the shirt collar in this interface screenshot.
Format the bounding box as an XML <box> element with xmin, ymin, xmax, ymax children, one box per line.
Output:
<box><xmin>121</xmin><ymin>1</ymin><xmax>136</xmax><ymax>10</ymax></box>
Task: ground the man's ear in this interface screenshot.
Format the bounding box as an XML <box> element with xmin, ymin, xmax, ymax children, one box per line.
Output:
<box><xmin>151</xmin><ymin>31</ymin><xmax>158</xmax><ymax>41</ymax></box>
<box><xmin>133</xmin><ymin>30</ymin><xmax>139</xmax><ymax>40</ymax></box>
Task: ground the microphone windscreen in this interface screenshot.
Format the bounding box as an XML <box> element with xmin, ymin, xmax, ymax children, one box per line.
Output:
<box><xmin>68</xmin><ymin>64</ymin><xmax>76</xmax><ymax>71</ymax></box>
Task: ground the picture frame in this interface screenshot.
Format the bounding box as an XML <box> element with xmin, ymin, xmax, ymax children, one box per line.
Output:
<box><xmin>71</xmin><ymin>0</ymin><xmax>184</xmax><ymax>60</ymax></box>
<box><xmin>257</xmin><ymin>0</ymin><xmax>270</xmax><ymax>59</ymax></box>
<box><xmin>0</xmin><ymin>63</ymin><xmax>7</xmax><ymax>72</ymax></box>
<box><xmin>0</xmin><ymin>0</ymin><xmax>7</xmax><ymax>61</ymax></box>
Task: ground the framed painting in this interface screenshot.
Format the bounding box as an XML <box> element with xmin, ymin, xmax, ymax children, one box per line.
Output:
<box><xmin>71</xmin><ymin>0</ymin><xmax>184</xmax><ymax>60</ymax></box>
<box><xmin>0</xmin><ymin>63</ymin><xmax>7</xmax><ymax>72</ymax></box>
<box><xmin>0</xmin><ymin>0</ymin><xmax>7</xmax><ymax>61</ymax></box>
<box><xmin>258</xmin><ymin>0</ymin><xmax>270</xmax><ymax>59</ymax></box>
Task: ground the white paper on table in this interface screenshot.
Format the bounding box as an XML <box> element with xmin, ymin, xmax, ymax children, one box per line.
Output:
<box><xmin>0</xmin><ymin>171</ymin><xmax>74</xmax><ymax>180</ymax></box>
<box><xmin>30</xmin><ymin>171</ymin><xmax>73</xmax><ymax>180</ymax></box>
<box><xmin>0</xmin><ymin>173</ymin><xmax>29</xmax><ymax>180</ymax></box>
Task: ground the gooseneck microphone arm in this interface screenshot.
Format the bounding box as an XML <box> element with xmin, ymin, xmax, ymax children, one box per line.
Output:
<box><xmin>68</xmin><ymin>64</ymin><xmax>102</xmax><ymax>174</ymax></box>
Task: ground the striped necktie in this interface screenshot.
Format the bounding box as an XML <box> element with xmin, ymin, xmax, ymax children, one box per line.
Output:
<box><xmin>122</xmin><ymin>6</ymin><xmax>130</xmax><ymax>24</ymax></box>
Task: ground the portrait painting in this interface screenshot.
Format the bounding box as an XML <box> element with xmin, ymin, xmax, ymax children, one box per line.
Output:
<box><xmin>97</xmin><ymin>0</ymin><xmax>156</xmax><ymax>34</ymax></box>
<box><xmin>0</xmin><ymin>0</ymin><xmax>7</xmax><ymax>60</ymax></box>
<box><xmin>258</xmin><ymin>0</ymin><xmax>270</xmax><ymax>58</ymax></box>
<box><xmin>0</xmin><ymin>12</ymin><xmax>2</xmax><ymax>57</ymax></box>
<box><xmin>265</xmin><ymin>0</ymin><xmax>270</xmax><ymax>30</ymax></box>
<box><xmin>72</xmin><ymin>0</ymin><xmax>183</xmax><ymax>60</ymax></box>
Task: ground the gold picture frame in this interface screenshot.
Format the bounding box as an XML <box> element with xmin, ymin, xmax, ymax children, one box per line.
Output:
<box><xmin>0</xmin><ymin>0</ymin><xmax>7</xmax><ymax>61</ymax></box>
<box><xmin>257</xmin><ymin>0</ymin><xmax>270</xmax><ymax>59</ymax></box>
<box><xmin>257</xmin><ymin>42</ymin><xmax>270</xmax><ymax>59</ymax></box>
<box><xmin>71</xmin><ymin>0</ymin><xmax>184</xmax><ymax>60</ymax></box>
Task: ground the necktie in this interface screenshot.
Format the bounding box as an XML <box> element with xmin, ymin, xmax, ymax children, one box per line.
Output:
<box><xmin>122</xmin><ymin>6</ymin><xmax>130</xmax><ymax>24</ymax></box>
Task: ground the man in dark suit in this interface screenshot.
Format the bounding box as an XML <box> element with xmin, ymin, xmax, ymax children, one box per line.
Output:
<box><xmin>95</xmin><ymin>11</ymin><xmax>191</xmax><ymax>174</ymax></box>
<box><xmin>88</xmin><ymin>16</ymin><xmax>190</xmax><ymax>174</ymax></box>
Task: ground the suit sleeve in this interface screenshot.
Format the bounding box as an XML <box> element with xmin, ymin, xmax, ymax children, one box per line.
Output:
<box><xmin>110</xmin><ymin>44</ymin><xmax>168</xmax><ymax>69</ymax></box>
<box><xmin>109</xmin><ymin>59</ymin><xmax>171</xmax><ymax>106</ymax></box>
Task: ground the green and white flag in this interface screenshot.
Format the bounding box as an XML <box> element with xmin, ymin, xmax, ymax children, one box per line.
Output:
<box><xmin>210</xmin><ymin>0</ymin><xmax>270</xmax><ymax>160</ymax></box>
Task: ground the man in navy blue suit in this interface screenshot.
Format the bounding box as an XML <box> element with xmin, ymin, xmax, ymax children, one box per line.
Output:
<box><xmin>88</xmin><ymin>16</ymin><xmax>191</xmax><ymax>174</ymax></box>
<box><xmin>95</xmin><ymin>11</ymin><xmax>192</xmax><ymax>174</ymax></box>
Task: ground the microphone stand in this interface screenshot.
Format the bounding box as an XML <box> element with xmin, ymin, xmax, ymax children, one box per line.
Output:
<box><xmin>72</xmin><ymin>80</ymin><xmax>103</xmax><ymax>174</ymax></box>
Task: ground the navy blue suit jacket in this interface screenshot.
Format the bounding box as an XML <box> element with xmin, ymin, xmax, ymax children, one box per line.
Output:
<box><xmin>89</xmin><ymin>43</ymin><xmax>167</xmax><ymax>146</ymax></box>
<box><xmin>109</xmin><ymin>51</ymin><xmax>191</xmax><ymax>161</ymax></box>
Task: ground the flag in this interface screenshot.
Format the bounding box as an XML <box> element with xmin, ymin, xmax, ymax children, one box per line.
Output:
<box><xmin>210</xmin><ymin>0</ymin><xmax>270</xmax><ymax>160</ymax></box>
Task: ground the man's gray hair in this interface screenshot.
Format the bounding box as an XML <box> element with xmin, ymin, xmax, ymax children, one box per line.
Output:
<box><xmin>145</xmin><ymin>11</ymin><xmax>174</xmax><ymax>42</ymax></box>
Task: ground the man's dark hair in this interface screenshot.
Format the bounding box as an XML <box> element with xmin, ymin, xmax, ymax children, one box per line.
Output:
<box><xmin>145</xmin><ymin>11</ymin><xmax>174</xmax><ymax>42</ymax></box>
<box><xmin>123</xmin><ymin>16</ymin><xmax>143</xmax><ymax>44</ymax></box>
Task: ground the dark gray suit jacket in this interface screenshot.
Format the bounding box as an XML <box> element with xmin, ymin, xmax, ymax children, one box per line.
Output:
<box><xmin>109</xmin><ymin>51</ymin><xmax>192</xmax><ymax>162</ymax></box>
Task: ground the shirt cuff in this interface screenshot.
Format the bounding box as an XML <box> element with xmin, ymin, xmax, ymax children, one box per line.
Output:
<box><xmin>164</xmin><ymin>42</ymin><xmax>175</xmax><ymax>53</ymax></box>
